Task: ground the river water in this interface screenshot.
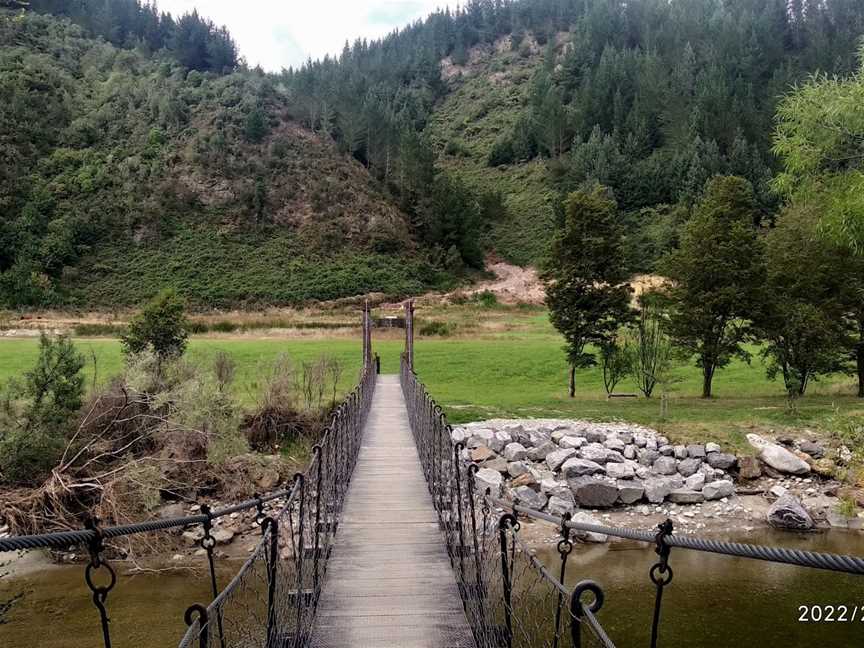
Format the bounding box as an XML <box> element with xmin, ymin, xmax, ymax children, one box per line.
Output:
<box><xmin>1</xmin><ymin>529</ymin><xmax>862</xmax><ymax>647</ymax></box>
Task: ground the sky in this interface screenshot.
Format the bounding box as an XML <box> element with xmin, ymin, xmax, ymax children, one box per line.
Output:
<box><xmin>156</xmin><ymin>1</ymin><xmax>452</xmax><ymax>71</ymax></box>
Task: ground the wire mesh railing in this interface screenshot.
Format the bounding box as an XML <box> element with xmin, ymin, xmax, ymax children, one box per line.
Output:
<box><xmin>401</xmin><ymin>353</ymin><xmax>864</xmax><ymax>648</ymax></box>
<box><xmin>400</xmin><ymin>355</ymin><xmax>616</xmax><ymax>648</ymax></box>
<box><xmin>1</xmin><ymin>360</ymin><xmax>375</xmax><ymax>648</ymax></box>
<box><xmin>177</xmin><ymin>362</ymin><xmax>375</xmax><ymax>647</ymax></box>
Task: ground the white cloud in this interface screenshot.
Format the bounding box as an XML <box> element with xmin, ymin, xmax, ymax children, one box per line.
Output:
<box><xmin>155</xmin><ymin>1</ymin><xmax>451</xmax><ymax>71</ymax></box>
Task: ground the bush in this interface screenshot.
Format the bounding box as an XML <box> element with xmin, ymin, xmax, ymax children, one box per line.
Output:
<box><xmin>419</xmin><ymin>320</ymin><xmax>457</xmax><ymax>336</ymax></box>
<box><xmin>474</xmin><ymin>290</ymin><xmax>499</xmax><ymax>308</ymax></box>
<box><xmin>0</xmin><ymin>333</ymin><xmax>85</xmax><ymax>485</ymax></box>
<box><xmin>488</xmin><ymin>136</ymin><xmax>516</xmax><ymax>166</ymax></box>
<box><xmin>122</xmin><ymin>288</ymin><xmax>190</xmax><ymax>359</ymax></box>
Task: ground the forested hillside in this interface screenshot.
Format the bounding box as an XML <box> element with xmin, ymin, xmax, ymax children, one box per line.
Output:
<box><xmin>5</xmin><ymin>0</ymin><xmax>864</xmax><ymax>309</ymax></box>
<box><xmin>286</xmin><ymin>0</ymin><xmax>864</xmax><ymax>266</ymax></box>
<box><xmin>0</xmin><ymin>7</ymin><xmax>447</xmax><ymax>308</ymax></box>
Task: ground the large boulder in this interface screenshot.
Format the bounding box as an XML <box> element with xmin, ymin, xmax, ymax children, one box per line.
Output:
<box><xmin>467</xmin><ymin>429</ymin><xmax>494</xmax><ymax>448</ymax></box>
<box><xmin>702</xmin><ymin>480</ymin><xmax>735</xmax><ymax>501</ymax></box>
<box><xmin>510</xmin><ymin>485</ymin><xmax>547</xmax><ymax>511</ymax></box>
<box><xmin>546</xmin><ymin>448</ymin><xmax>576</xmax><ymax>471</ymax></box>
<box><xmin>604</xmin><ymin>438</ymin><xmax>626</xmax><ymax>452</ymax></box>
<box><xmin>570</xmin><ymin>512</ymin><xmax>608</xmax><ymax>543</ymax></box>
<box><xmin>617</xmin><ymin>480</ymin><xmax>645</xmax><ymax>504</ymax></box>
<box><xmin>474</xmin><ymin>468</ymin><xmax>503</xmax><ymax>494</ymax></box>
<box><xmin>767</xmin><ymin>494</ymin><xmax>815</xmax><ymax>530</ymax></box>
<box><xmin>798</xmin><ymin>440</ymin><xmax>824</xmax><ymax>459</ymax></box>
<box><xmin>686</xmin><ymin>444</ymin><xmax>706</xmax><ymax>458</ymax></box>
<box><xmin>559</xmin><ymin>436</ymin><xmax>586</xmax><ymax>449</ymax></box>
<box><xmin>471</xmin><ymin>446</ymin><xmax>496</xmax><ymax>462</ymax></box>
<box><xmin>638</xmin><ymin>449</ymin><xmax>660</xmax><ymax>466</ymax></box>
<box><xmin>528</xmin><ymin>441</ymin><xmax>557</xmax><ymax>462</ymax></box>
<box><xmin>483</xmin><ymin>457</ymin><xmax>509</xmax><ymax>473</ymax></box>
<box><xmin>747</xmin><ymin>434</ymin><xmax>810</xmax><ymax>475</ymax></box>
<box><xmin>548</xmin><ymin>495</ymin><xmax>576</xmax><ymax>517</ymax></box>
<box><xmin>644</xmin><ymin>477</ymin><xmax>680</xmax><ymax>504</ymax></box>
<box><xmin>511</xmin><ymin>473</ymin><xmax>538</xmax><ymax>487</ymax></box>
<box><xmin>653</xmin><ymin>456</ymin><xmax>678</xmax><ymax>475</ymax></box>
<box><xmin>569</xmin><ymin>477</ymin><xmax>619</xmax><ymax>508</ymax></box>
<box><xmin>562</xmin><ymin>458</ymin><xmax>605</xmax><ymax>478</ymax></box>
<box><xmin>585</xmin><ymin>429</ymin><xmax>608</xmax><ymax>443</ymax></box>
<box><xmin>677</xmin><ymin>457</ymin><xmax>702</xmax><ymax>477</ymax></box>
<box><xmin>668</xmin><ymin>489</ymin><xmax>705</xmax><ymax>504</ymax></box>
<box><xmin>684</xmin><ymin>472</ymin><xmax>705</xmax><ymax>491</ymax></box>
<box><xmin>507</xmin><ymin>461</ymin><xmax>531</xmax><ymax>478</ymax></box>
<box><xmin>489</xmin><ymin>431</ymin><xmax>513</xmax><ymax>453</ymax></box>
<box><xmin>503</xmin><ymin>442</ymin><xmax>528</xmax><ymax>461</ymax></box>
<box><xmin>706</xmin><ymin>453</ymin><xmax>737</xmax><ymax>470</ymax></box>
<box><xmin>605</xmin><ymin>462</ymin><xmax>635</xmax><ymax>480</ymax></box>
<box><xmin>540</xmin><ymin>478</ymin><xmax>567</xmax><ymax>496</ymax></box>
<box><xmin>737</xmin><ymin>456</ymin><xmax>762</xmax><ymax>480</ymax></box>
<box><xmin>580</xmin><ymin>443</ymin><xmax>612</xmax><ymax>463</ymax></box>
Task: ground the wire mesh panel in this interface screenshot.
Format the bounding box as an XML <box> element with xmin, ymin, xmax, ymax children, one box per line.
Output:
<box><xmin>401</xmin><ymin>356</ymin><xmax>618</xmax><ymax>648</ymax></box>
<box><xmin>177</xmin><ymin>365</ymin><xmax>376</xmax><ymax>648</ymax></box>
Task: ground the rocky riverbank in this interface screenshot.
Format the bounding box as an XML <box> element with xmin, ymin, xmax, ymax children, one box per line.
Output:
<box><xmin>453</xmin><ymin>419</ymin><xmax>863</xmax><ymax>543</ymax></box>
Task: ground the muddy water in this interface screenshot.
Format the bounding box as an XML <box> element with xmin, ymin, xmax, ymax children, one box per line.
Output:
<box><xmin>0</xmin><ymin>558</ymin><xmax>232</xmax><ymax>648</ymax></box>
<box><xmin>1</xmin><ymin>529</ymin><xmax>863</xmax><ymax>648</ymax></box>
<box><xmin>535</xmin><ymin>528</ymin><xmax>864</xmax><ymax>647</ymax></box>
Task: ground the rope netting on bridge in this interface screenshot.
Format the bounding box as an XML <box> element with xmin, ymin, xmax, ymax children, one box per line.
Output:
<box><xmin>401</xmin><ymin>354</ymin><xmax>864</xmax><ymax>648</ymax></box>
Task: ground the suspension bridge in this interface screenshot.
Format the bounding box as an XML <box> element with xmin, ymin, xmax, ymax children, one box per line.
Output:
<box><xmin>1</xmin><ymin>301</ymin><xmax>863</xmax><ymax>648</ymax></box>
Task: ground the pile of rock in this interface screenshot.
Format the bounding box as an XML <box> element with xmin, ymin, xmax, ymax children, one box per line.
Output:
<box><xmin>453</xmin><ymin>419</ymin><xmax>739</xmax><ymax>517</ymax></box>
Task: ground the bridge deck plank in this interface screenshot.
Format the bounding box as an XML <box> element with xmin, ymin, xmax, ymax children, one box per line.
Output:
<box><xmin>311</xmin><ymin>375</ymin><xmax>475</xmax><ymax>648</ymax></box>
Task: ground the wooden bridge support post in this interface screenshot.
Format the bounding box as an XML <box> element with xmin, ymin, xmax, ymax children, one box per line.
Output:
<box><xmin>404</xmin><ymin>299</ymin><xmax>415</xmax><ymax>370</ymax></box>
<box><xmin>362</xmin><ymin>301</ymin><xmax>370</xmax><ymax>368</ymax></box>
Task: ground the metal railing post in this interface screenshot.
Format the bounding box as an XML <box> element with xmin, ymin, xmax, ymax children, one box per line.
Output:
<box><xmin>498</xmin><ymin>513</ymin><xmax>517</xmax><ymax>648</ymax></box>
<box><xmin>262</xmin><ymin>517</ymin><xmax>279</xmax><ymax>647</ymax></box>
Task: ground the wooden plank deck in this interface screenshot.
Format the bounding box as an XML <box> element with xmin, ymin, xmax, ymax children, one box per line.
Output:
<box><xmin>311</xmin><ymin>375</ymin><xmax>475</xmax><ymax>648</ymax></box>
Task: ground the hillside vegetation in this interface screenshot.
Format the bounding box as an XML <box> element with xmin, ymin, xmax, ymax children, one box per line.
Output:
<box><xmin>5</xmin><ymin>0</ymin><xmax>864</xmax><ymax>309</ymax></box>
<box><xmin>290</xmin><ymin>0</ymin><xmax>864</xmax><ymax>267</ymax></box>
<box><xmin>0</xmin><ymin>9</ymin><xmax>441</xmax><ymax>308</ymax></box>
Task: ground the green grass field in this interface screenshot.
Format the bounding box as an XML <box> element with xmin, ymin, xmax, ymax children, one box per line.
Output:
<box><xmin>2</xmin><ymin>315</ymin><xmax>862</xmax><ymax>452</ymax></box>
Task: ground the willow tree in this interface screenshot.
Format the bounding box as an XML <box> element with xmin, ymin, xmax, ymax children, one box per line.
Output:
<box><xmin>773</xmin><ymin>43</ymin><xmax>864</xmax><ymax>251</ymax></box>
<box><xmin>542</xmin><ymin>184</ymin><xmax>632</xmax><ymax>398</ymax></box>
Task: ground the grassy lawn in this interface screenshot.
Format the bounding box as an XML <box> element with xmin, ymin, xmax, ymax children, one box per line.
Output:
<box><xmin>2</xmin><ymin>306</ymin><xmax>862</xmax><ymax>452</ymax></box>
<box><xmin>0</xmin><ymin>338</ymin><xmax>367</xmax><ymax>406</ymax></box>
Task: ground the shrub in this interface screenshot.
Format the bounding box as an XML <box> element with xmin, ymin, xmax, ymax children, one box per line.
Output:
<box><xmin>419</xmin><ymin>320</ymin><xmax>456</xmax><ymax>336</ymax></box>
<box><xmin>0</xmin><ymin>333</ymin><xmax>85</xmax><ymax>485</ymax></box>
<box><xmin>122</xmin><ymin>288</ymin><xmax>190</xmax><ymax>359</ymax></box>
<box><xmin>474</xmin><ymin>290</ymin><xmax>499</xmax><ymax>308</ymax></box>
<box><xmin>488</xmin><ymin>136</ymin><xmax>516</xmax><ymax>166</ymax></box>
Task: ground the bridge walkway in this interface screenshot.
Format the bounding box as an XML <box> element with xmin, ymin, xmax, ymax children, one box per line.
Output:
<box><xmin>311</xmin><ymin>375</ymin><xmax>475</xmax><ymax>648</ymax></box>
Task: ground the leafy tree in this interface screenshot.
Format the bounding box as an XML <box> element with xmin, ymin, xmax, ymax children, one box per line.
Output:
<box><xmin>542</xmin><ymin>184</ymin><xmax>633</xmax><ymax>397</ymax></box>
<box><xmin>0</xmin><ymin>333</ymin><xmax>85</xmax><ymax>485</ymax></box>
<box><xmin>625</xmin><ymin>295</ymin><xmax>675</xmax><ymax>398</ymax></box>
<box><xmin>754</xmin><ymin>204</ymin><xmax>851</xmax><ymax>396</ymax></box>
<box><xmin>600</xmin><ymin>338</ymin><xmax>629</xmax><ymax>395</ymax></box>
<box><xmin>662</xmin><ymin>176</ymin><xmax>766</xmax><ymax>398</ymax></box>
<box><xmin>122</xmin><ymin>288</ymin><xmax>190</xmax><ymax>359</ymax></box>
<box><xmin>773</xmin><ymin>44</ymin><xmax>864</xmax><ymax>250</ymax></box>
